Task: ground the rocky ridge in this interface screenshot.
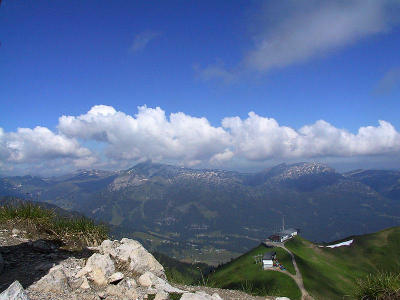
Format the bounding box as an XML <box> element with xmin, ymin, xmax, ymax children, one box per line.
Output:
<box><xmin>0</xmin><ymin>227</ymin><xmax>279</xmax><ymax>300</ymax></box>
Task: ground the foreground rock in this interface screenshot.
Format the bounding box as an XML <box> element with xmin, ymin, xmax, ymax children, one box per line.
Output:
<box><xmin>0</xmin><ymin>280</ymin><xmax>30</xmax><ymax>300</ymax></box>
<box><xmin>79</xmin><ymin>253</ymin><xmax>115</xmax><ymax>285</ymax></box>
<box><xmin>1</xmin><ymin>231</ymin><xmax>267</xmax><ymax>299</ymax></box>
<box><xmin>181</xmin><ymin>291</ymin><xmax>223</xmax><ymax>300</ymax></box>
<box><xmin>31</xmin><ymin>265</ymin><xmax>71</xmax><ymax>293</ymax></box>
<box><xmin>138</xmin><ymin>271</ymin><xmax>184</xmax><ymax>294</ymax></box>
<box><xmin>98</xmin><ymin>239</ymin><xmax>166</xmax><ymax>279</ymax></box>
<box><xmin>23</xmin><ymin>237</ymin><xmax>223</xmax><ymax>300</ymax></box>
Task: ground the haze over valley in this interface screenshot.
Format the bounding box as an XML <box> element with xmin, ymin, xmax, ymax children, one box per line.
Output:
<box><xmin>2</xmin><ymin>161</ymin><xmax>400</xmax><ymax>264</ymax></box>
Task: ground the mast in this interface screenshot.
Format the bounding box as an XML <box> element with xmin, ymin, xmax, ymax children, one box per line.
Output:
<box><xmin>282</xmin><ymin>215</ymin><xmax>285</xmax><ymax>232</ymax></box>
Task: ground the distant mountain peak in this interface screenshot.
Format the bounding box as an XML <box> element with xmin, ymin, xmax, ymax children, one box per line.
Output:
<box><xmin>277</xmin><ymin>162</ymin><xmax>336</xmax><ymax>180</ymax></box>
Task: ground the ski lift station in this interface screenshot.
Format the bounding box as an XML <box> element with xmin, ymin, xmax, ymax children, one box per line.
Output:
<box><xmin>267</xmin><ymin>217</ymin><xmax>298</xmax><ymax>243</ymax></box>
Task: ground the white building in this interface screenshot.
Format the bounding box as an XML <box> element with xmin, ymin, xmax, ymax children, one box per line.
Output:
<box><xmin>268</xmin><ymin>228</ymin><xmax>298</xmax><ymax>243</ymax></box>
<box><xmin>262</xmin><ymin>251</ymin><xmax>276</xmax><ymax>269</ymax></box>
<box><xmin>279</xmin><ymin>228</ymin><xmax>298</xmax><ymax>242</ymax></box>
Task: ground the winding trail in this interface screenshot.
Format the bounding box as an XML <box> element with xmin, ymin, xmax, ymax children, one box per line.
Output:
<box><xmin>274</xmin><ymin>244</ymin><xmax>313</xmax><ymax>300</ymax></box>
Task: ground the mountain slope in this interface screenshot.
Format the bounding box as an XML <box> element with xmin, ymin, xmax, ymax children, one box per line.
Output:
<box><xmin>207</xmin><ymin>227</ymin><xmax>400</xmax><ymax>300</ymax></box>
<box><xmin>344</xmin><ymin>169</ymin><xmax>400</xmax><ymax>201</ymax></box>
<box><xmin>286</xmin><ymin>227</ymin><xmax>400</xmax><ymax>299</ymax></box>
<box><xmin>206</xmin><ymin>244</ymin><xmax>302</xmax><ymax>300</ymax></box>
<box><xmin>1</xmin><ymin>162</ymin><xmax>400</xmax><ymax>263</ymax></box>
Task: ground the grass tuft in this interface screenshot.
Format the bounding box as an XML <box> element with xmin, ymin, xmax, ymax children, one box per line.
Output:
<box><xmin>0</xmin><ymin>203</ymin><xmax>54</xmax><ymax>221</ymax></box>
<box><xmin>354</xmin><ymin>272</ymin><xmax>400</xmax><ymax>300</ymax></box>
<box><xmin>0</xmin><ymin>202</ymin><xmax>108</xmax><ymax>248</ymax></box>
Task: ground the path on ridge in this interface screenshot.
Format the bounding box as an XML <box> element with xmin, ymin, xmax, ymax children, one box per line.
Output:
<box><xmin>274</xmin><ymin>244</ymin><xmax>313</xmax><ymax>300</ymax></box>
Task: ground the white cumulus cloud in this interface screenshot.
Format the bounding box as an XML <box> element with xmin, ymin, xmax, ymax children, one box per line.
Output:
<box><xmin>1</xmin><ymin>105</ymin><xmax>400</xmax><ymax>174</ymax></box>
<box><xmin>0</xmin><ymin>125</ymin><xmax>94</xmax><ymax>174</ymax></box>
<box><xmin>58</xmin><ymin>105</ymin><xmax>231</xmax><ymax>166</ymax></box>
<box><xmin>223</xmin><ymin>112</ymin><xmax>400</xmax><ymax>161</ymax></box>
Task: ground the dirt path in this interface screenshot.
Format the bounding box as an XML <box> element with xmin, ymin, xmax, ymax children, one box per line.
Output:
<box><xmin>275</xmin><ymin>245</ymin><xmax>313</xmax><ymax>300</ymax></box>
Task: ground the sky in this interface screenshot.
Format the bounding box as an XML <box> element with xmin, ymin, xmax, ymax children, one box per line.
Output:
<box><xmin>1</xmin><ymin>0</ymin><xmax>400</xmax><ymax>176</ymax></box>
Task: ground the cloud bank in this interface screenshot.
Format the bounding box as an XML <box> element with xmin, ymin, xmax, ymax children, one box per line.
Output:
<box><xmin>1</xmin><ymin>105</ymin><xmax>400</xmax><ymax>174</ymax></box>
<box><xmin>199</xmin><ymin>0</ymin><xmax>400</xmax><ymax>80</ymax></box>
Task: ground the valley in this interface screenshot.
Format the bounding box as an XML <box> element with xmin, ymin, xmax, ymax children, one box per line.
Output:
<box><xmin>1</xmin><ymin>161</ymin><xmax>400</xmax><ymax>265</ymax></box>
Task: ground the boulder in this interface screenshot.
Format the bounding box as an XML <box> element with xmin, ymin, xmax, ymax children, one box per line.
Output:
<box><xmin>138</xmin><ymin>272</ymin><xmax>153</xmax><ymax>287</ymax></box>
<box><xmin>138</xmin><ymin>271</ymin><xmax>184</xmax><ymax>293</ymax></box>
<box><xmin>30</xmin><ymin>265</ymin><xmax>71</xmax><ymax>293</ymax></box>
<box><xmin>80</xmin><ymin>276</ymin><xmax>91</xmax><ymax>290</ymax></box>
<box><xmin>276</xmin><ymin>298</ymin><xmax>291</xmax><ymax>300</ymax></box>
<box><xmin>154</xmin><ymin>291</ymin><xmax>169</xmax><ymax>300</ymax></box>
<box><xmin>105</xmin><ymin>284</ymin><xmax>138</xmax><ymax>300</ymax></box>
<box><xmin>180</xmin><ymin>291</ymin><xmax>222</xmax><ymax>300</ymax></box>
<box><xmin>85</xmin><ymin>253</ymin><xmax>116</xmax><ymax>286</ymax></box>
<box><xmin>108</xmin><ymin>272</ymin><xmax>124</xmax><ymax>284</ymax></box>
<box><xmin>210</xmin><ymin>294</ymin><xmax>222</xmax><ymax>300</ymax></box>
<box><xmin>99</xmin><ymin>239</ymin><xmax>165</xmax><ymax>279</ymax></box>
<box><xmin>0</xmin><ymin>281</ymin><xmax>30</xmax><ymax>300</ymax></box>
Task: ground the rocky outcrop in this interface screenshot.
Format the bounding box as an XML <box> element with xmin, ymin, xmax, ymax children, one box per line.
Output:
<box><xmin>7</xmin><ymin>237</ymin><xmax>221</xmax><ymax>300</ymax></box>
<box><xmin>137</xmin><ymin>271</ymin><xmax>184</xmax><ymax>294</ymax></box>
<box><xmin>180</xmin><ymin>291</ymin><xmax>223</xmax><ymax>300</ymax></box>
<box><xmin>98</xmin><ymin>238</ymin><xmax>166</xmax><ymax>279</ymax></box>
<box><xmin>77</xmin><ymin>253</ymin><xmax>116</xmax><ymax>286</ymax></box>
<box><xmin>0</xmin><ymin>280</ymin><xmax>30</xmax><ymax>300</ymax></box>
<box><xmin>31</xmin><ymin>265</ymin><xmax>71</xmax><ymax>294</ymax></box>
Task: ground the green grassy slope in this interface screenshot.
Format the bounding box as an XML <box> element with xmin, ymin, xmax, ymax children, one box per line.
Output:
<box><xmin>206</xmin><ymin>244</ymin><xmax>301</xmax><ymax>300</ymax></box>
<box><xmin>152</xmin><ymin>251</ymin><xmax>212</xmax><ymax>285</ymax></box>
<box><xmin>286</xmin><ymin>227</ymin><xmax>400</xmax><ymax>300</ymax></box>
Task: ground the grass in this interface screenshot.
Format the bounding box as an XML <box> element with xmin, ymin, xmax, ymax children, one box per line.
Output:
<box><xmin>354</xmin><ymin>272</ymin><xmax>400</xmax><ymax>299</ymax></box>
<box><xmin>206</xmin><ymin>244</ymin><xmax>301</xmax><ymax>300</ymax></box>
<box><xmin>285</xmin><ymin>227</ymin><xmax>400</xmax><ymax>300</ymax></box>
<box><xmin>147</xmin><ymin>293</ymin><xmax>182</xmax><ymax>300</ymax></box>
<box><xmin>152</xmin><ymin>251</ymin><xmax>212</xmax><ymax>285</ymax></box>
<box><xmin>0</xmin><ymin>202</ymin><xmax>108</xmax><ymax>248</ymax></box>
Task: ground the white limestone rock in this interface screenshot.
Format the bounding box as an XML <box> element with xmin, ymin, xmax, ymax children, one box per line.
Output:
<box><xmin>30</xmin><ymin>265</ymin><xmax>71</xmax><ymax>293</ymax></box>
<box><xmin>276</xmin><ymin>298</ymin><xmax>291</xmax><ymax>300</ymax></box>
<box><xmin>138</xmin><ymin>271</ymin><xmax>184</xmax><ymax>293</ymax></box>
<box><xmin>0</xmin><ymin>281</ymin><xmax>30</xmax><ymax>300</ymax></box>
<box><xmin>211</xmin><ymin>294</ymin><xmax>223</xmax><ymax>300</ymax></box>
<box><xmin>138</xmin><ymin>272</ymin><xmax>153</xmax><ymax>287</ymax></box>
<box><xmin>105</xmin><ymin>284</ymin><xmax>138</xmax><ymax>300</ymax></box>
<box><xmin>180</xmin><ymin>291</ymin><xmax>222</xmax><ymax>300</ymax></box>
<box><xmin>154</xmin><ymin>291</ymin><xmax>169</xmax><ymax>300</ymax></box>
<box><xmin>80</xmin><ymin>276</ymin><xmax>91</xmax><ymax>290</ymax></box>
<box><xmin>108</xmin><ymin>272</ymin><xmax>124</xmax><ymax>284</ymax></box>
<box><xmin>85</xmin><ymin>253</ymin><xmax>116</xmax><ymax>286</ymax></box>
<box><xmin>99</xmin><ymin>238</ymin><xmax>165</xmax><ymax>279</ymax></box>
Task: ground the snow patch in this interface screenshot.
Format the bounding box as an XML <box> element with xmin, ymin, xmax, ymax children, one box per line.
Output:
<box><xmin>326</xmin><ymin>239</ymin><xmax>354</xmax><ymax>248</ymax></box>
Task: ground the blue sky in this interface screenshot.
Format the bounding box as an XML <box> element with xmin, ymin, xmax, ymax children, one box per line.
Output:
<box><xmin>1</xmin><ymin>0</ymin><xmax>400</xmax><ymax>175</ymax></box>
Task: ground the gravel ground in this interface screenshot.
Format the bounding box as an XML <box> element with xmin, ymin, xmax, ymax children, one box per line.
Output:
<box><xmin>175</xmin><ymin>284</ymin><xmax>274</xmax><ymax>300</ymax></box>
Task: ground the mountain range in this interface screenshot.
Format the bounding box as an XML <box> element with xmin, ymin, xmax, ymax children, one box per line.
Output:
<box><xmin>1</xmin><ymin>161</ymin><xmax>400</xmax><ymax>263</ymax></box>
